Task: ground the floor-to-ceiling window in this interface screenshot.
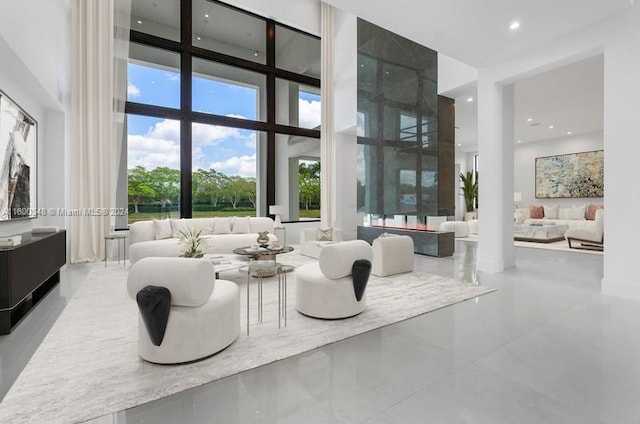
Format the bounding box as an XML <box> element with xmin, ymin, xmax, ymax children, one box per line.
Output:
<box><xmin>125</xmin><ymin>0</ymin><xmax>320</xmax><ymax>223</ymax></box>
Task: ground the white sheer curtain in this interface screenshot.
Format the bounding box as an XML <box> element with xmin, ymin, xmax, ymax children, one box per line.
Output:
<box><xmin>320</xmin><ymin>2</ymin><xmax>335</xmax><ymax>228</ymax></box>
<box><xmin>69</xmin><ymin>0</ymin><xmax>129</xmax><ymax>263</ymax></box>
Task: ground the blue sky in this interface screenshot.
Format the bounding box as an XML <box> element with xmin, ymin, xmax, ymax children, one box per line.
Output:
<box><xmin>127</xmin><ymin>63</ymin><xmax>320</xmax><ymax>178</ymax></box>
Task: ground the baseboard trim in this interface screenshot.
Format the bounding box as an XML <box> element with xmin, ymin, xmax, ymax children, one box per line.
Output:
<box><xmin>601</xmin><ymin>278</ymin><xmax>640</xmax><ymax>301</ymax></box>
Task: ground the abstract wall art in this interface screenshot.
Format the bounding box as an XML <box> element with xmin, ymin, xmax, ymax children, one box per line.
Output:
<box><xmin>535</xmin><ymin>150</ymin><xmax>603</xmax><ymax>198</ymax></box>
<box><xmin>0</xmin><ymin>90</ymin><xmax>37</xmax><ymax>220</ymax></box>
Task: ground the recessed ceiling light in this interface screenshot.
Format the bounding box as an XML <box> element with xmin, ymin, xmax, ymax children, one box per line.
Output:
<box><xmin>254</xmin><ymin>51</ymin><xmax>259</xmax><ymax>57</ymax></box>
<box><xmin>137</xmin><ymin>20</ymin><xmax>142</xmax><ymax>24</ymax></box>
<box><xmin>457</xmin><ymin>143</ymin><xmax>462</xmax><ymax>146</ymax></box>
<box><xmin>567</xmin><ymin>131</ymin><xmax>572</xmax><ymax>135</ymax></box>
<box><xmin>527</xmin><ymin>118</ymin><xmax>532</xmax><ymax>122</ymax></box>
<box><xmin>509</xmin><ymin>21</ymin><xmax>520</xmax><ymax>30</ymax></box>
<box><xmin>196</xmin><ymin>36</ymin><xmax>201</xmax><ymax>40</ymax></box>
<box><xmin>205</xmin><ymin>14</ymin><xmax>209</xmax><ymax>18</ymax></box>
<box><xmin>517</xmin><ymin>140</ymin><xmax>522</xmax><ymax>143</ymax></box>
<box><xmin>466</xmin><ymin>97</ymin><xmax>473</xmax><ymax>102</ymax></box>
<box><xmin>548</xmin><ymin>125</ymin><xmax>554</xmax><ymax>129</ymax></box>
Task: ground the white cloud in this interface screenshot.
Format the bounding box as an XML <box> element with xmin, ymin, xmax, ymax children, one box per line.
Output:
<box><xmin>192</xmin><ymin>123</ymin><xmax>241</xmax><ymax>147</ymax></box>
<box><xmin>128</xmin><ymin>134</ymin><xmax>180</xmax><ymax>170</ymax></box>
<box><xmin>128</xmin><ymin>119</ymin><xmax>180</xmax><ymax>170</ymax></box>
<box><xmin>210</xmin><ymin>154</ymin><xmax>257</xmax><ymax>178</ymax></box>
<box><xmin>299</xmin><ymin>99</ymin><xmax>321</xmax><ymax>129</ymax></box>
<box><xmin>127</xmin><ymin>83</ymin><xmax>141</xmax><ymax>98</ymax></box>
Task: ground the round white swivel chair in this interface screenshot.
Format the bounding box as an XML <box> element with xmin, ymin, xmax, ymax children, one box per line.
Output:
<box><xmin>295</xmin><ymin>240</ymin><xmax>373</xmax><ymax>319</ymax></box>
<box><xmin>127</xmin><ymin>257</ymin><xmax>240</xmax><ymax>364</ymax></box>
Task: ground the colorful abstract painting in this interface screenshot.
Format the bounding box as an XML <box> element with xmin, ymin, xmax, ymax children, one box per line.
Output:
<box><xmin>0</xmin><ymin>90</ymin><xmax>37</xmax><ymax>220</ymax></box>
<box><xmin>535</xmin><ymin>150</ymin><xmax>603</xmax><ymax>198</ymax></box>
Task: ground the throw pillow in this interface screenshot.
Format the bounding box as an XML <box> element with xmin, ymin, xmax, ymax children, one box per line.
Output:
<box><xmin>529</xmin><ymin>205</ymin><xmax>544</xmax><ymax>219</ymax></box>
<box><xmin>570</xmin><ymin>205</ymin><xmax>587</xmax><ymax>220</ymax></box>
<box><xmin>170</xmin><ymin>219</ymin><xmax>189</xmax><ymax>238</ymax></box>
<box><xmin>586</xmin><ymin>204</ymin><xmax>604</xmax><ymax>220</ymax></box>
<box><xmin>558</xmin><ymin>208</ymin><xmax>572</xmax><ymax>220</ymax></box>
<box><xmin>317</xmin><ymin>227</ymin><xmax>333</xmax><ymax>241</ymax></box>
<box><xmin>231</xmin><ymin>217</ymin><xmax>251</xmax><ymax>234</ymax></box>
<box><xmin>213</xmin><ymin>217</ymin><xmax>232</xmax><ymax>234</ymax></box>
<box><xmin>543</xmin><ymin>205</ymin><xmax>558</xmax><ymax>219</ymax></box>
<box><xmin>153</xmin><ymin>219</ymin><xmax>173</xmax><ymax>240</ymax></box>
<box><xmin>514</xmin><ymin>211</ymin><xmax>526</xmax><ymax>225</ymax></box>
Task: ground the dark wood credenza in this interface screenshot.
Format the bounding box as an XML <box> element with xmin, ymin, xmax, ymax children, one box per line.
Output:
<box><xmin>0</xmin><ymin>230</ymin><xmax>66</xmax><ymax>334</ymax></box>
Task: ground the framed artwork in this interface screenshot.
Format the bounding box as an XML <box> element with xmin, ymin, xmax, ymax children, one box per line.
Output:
<box><xmin>535</xmin><ymin>150</ymin><xmax>603</xmax><ymax>198</ymax></box>
<box><xmin>0</xmin><ymin>90</ymin><xmax>37</xmax><ymax>220</ymax></box>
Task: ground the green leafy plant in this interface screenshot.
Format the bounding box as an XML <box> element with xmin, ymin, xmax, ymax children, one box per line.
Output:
<box><xmin>459</xmin><ymin>171</ymin><xmax>478</xmax><ymax>212</ymax></box>
<box><xmin>177</xmin><ymin>227</ymin><xmax>208</xmax><ymax>258</ymax></box>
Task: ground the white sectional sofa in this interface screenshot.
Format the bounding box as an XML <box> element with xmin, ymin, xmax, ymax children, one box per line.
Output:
<box><xmin>129</xmin><ymin>217</ymin><xmax>275</xmax><ymax>265</ymax></box>
<box><xmin>517</xmin><ymin>204</ymin><xmax>599</xmax><ymax>230</ymax></box>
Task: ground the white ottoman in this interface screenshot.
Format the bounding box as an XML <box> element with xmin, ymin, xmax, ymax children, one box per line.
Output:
<box><xmin>372</xmin><ymin>235</ymin><xmax>414</xmax><ymax>277</ymax></box>
<box><xmin>467</xmin><ymin>219</ymin><xmax>479</xmax><ymax>235</ymax></box>
<box><xmin>440</xmin><ymin>221</ymin><xmax>469</xmax><ymax>238</ymax></box>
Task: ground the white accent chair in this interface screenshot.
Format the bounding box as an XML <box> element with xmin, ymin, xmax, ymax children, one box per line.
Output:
<box><xmin>565</xmin><ymin>209</ymin><xmax>604</xmax><ymax>251</ymax></box>
<box><xmin>296</xmin><ymin>240</ymin><xmax>372</xmax><ymax>319</ymax></box>
<box><xmin>440</xmin><ymin>221</ymin><xmax>469</xmax><ymax>238</ymax></box>
<box><xmin>127</xmin><ymin>257</ymin><xmax>240</xmax><ymax>364</ymax></box>
<box><xmin>372</xmin><ymin>235</ymin><xmax>414</xmax><ymax>277</ymax></box>
<box><xmin>299</xmin><ymin>227</ymin><xmax>343</xmax><ymax>258</ymax></box>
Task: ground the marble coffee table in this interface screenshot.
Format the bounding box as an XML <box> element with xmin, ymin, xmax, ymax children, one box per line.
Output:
<box><xmin>514</xmin><ymin>223</ymin><xmax>569</xmax><ymax>243</ymax></box>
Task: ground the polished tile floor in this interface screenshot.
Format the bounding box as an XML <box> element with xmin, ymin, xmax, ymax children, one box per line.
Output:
<box><xmin>4</xmin><ymin>242</ymin><xmax>640</xmax><ymax>423</ymax></box>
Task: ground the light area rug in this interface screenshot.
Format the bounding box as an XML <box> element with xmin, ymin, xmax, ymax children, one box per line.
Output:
<box><xmin>0</xmin><ymin>250</ymin><xmax>495</xmax><ymax>424</ymax></box>
<box><xmin>459</xmin><ymin>234</ymin><xmax>603</xmax><ymax>255</ymax></box>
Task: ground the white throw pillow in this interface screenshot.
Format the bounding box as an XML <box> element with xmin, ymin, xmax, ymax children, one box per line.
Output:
<box><xmin>153</xmin><ymin>219</ymin><xmax>173</xmax><ymax>240</ymax></box>
<box><xmin>213</xmin><ymin>217</ymin><xmax>232</xmax><ymax>234</ymax></box>
<box><xmin>170</xmin><ymin>219</ymin><xmax>186</xmax><ymax>237</ymax></box>
<box><xmin>558</xmin><ymin>208</ymin><xmax>572</xmax><ymax>220</ymax></box>
<box><xmin>543</xmin><ymin>205</ymin><xmax>558</xmax><ymax>219</ymax></box>
<box><xmin>317</xmin><ymin>227</ymin><xmax>333</xmax><ymax>241</ymax></box>
<box><xmin>231</xmin><ymin>217</ymin><xmax>251</xmax><ymax>233</ymax></box>
<box><xmin>570</xmin><ymin>205</ymin><xmax>587</xmax><ymax>220</ymax></box>
<box><xmin>514</xmin><ymin>211</ymin><xmax>526</xmax><ymax>225</ymax></box>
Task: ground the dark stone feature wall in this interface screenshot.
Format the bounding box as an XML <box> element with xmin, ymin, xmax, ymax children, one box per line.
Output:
<box><xmin>357</xmin><ymin>226</ymin><xmax>454</xmax><ymax>258</ymax></box>
<box><xmin>356</xmin><ymin>18</ymin><xmax>455</xmax><ymax>218</ymax></box>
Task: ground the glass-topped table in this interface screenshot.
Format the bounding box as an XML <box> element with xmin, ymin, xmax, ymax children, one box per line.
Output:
<box><xmin>239</xmin><ymin>261</ymin><xmax>294</xmax><ymax>336</ymax></box>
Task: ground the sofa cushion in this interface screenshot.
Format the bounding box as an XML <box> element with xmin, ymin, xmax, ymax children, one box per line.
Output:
<box><xmin>558</xmin><ymin>208</ymin><xmax>572</xmax><ymax>220</ymax></box>
<box><xmin>153</xmin><ymin>219</ymin><xmax>173</xmax><ymax>240</ymax></box>
<box><xmin>213</xmin><ymin>218</ymin><xmax>232</xmax><ymax>234</ymax></box>
<box><xmin>231</xmin><ymin>217</ymin><xmax>251</xmax><ymax>234</ymax></box>
<box><xmin>170</xmin><ymin>219</ymin><xmax>213</xmax><ymax>237</ymax></box>
<box><xmin>586</xmin><ymin>204</ymin><xmax>603</xmax><ymax>220</ymax></box>
<box><xmin>543</xmin><ymin>205</ymin><xmax>558</xmax><ymax>219</ymax></box>
<box><xmin>529</xmin><ymin>205</ymin><xmax>544</xmax><ymax>219</ymax></box>
<box><xmin>570</xmin><ymin>205</ymin><xmax>587</xmax><ymax>220</ymax></box>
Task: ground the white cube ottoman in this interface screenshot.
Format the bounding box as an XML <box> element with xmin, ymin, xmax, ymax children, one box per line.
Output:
<box><xmin>440</xmin><ymin>221</ymin><xmax>469</xmax><ymax>238</ymax></box>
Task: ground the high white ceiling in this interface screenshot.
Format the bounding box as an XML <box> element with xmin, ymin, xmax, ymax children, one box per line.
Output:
<box><xmin>324</xmin><ymin>0</ymin><xmax>632</xmax><ymax>67</ymax></box>
<box><xmin>322</xmin><ymin>0</ymin><xmax>622</xmax><ymax>153</ymax></box>
<box><xmin>453</xmin><ymin>55</ymin><xmax>604</xmax><ymax>151</ymax></box>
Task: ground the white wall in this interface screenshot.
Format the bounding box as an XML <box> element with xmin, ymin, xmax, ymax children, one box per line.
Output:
<box><xmin>438</xmin><ymin>53</ymin><xmax>478</xmax><ymax>95</ymax></box>
<box><xmin>514</xmin><ymin>131</ymin><xmax>603</xmax><ymax>208</ymax></box>
<box><xmin>0</xmin><ymin>0</ymin><xmax>70</xmax><ymax>238</ymax></box>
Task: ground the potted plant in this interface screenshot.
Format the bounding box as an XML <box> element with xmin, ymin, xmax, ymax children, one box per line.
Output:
<box><xmin>459</xmin><ymin>171</ymin><xmax>478</xmax><ymax>216</ymax></box>
<box><xmin>177</xmin><ymin>227</ymin><xmax>209</xmax><ymax>258</ymax></box>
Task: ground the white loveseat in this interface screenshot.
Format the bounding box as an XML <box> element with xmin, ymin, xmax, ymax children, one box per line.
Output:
<box><xmin>129</xmin><ymin>217</ymin><xmax>275</xmax><ymax>265</ymax></box>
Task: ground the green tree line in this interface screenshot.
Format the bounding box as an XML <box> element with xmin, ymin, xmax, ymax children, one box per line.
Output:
<box><xmin>128</xmin><ymin>163</ymin><xmax>320</xmax><ymax>213</ymax></box>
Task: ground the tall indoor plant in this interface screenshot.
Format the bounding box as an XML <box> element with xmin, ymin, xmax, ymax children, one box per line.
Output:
<box><xmin>459</xmin><ymin>170</ymin><xmax>478</xmax><ymax>213</ymax></box>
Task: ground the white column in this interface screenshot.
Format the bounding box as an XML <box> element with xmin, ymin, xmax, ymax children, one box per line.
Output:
<box><xmin>601</xmin><ymin>15</ymin><xmax>640</xmax><ymax>299</ymax></box>
<box><xmin>476</xmin><ymin>74</ymin><xmax>516</xmax><ymax>272</ymax></box>
<box><xmin>320</xmin><ymin>2</ymin><xmax>335</xmax><ymax>227</ymax></box>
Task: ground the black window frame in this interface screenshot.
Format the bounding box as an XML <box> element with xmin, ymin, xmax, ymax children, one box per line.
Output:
<box><xmin>125</xmin><ymin>0</ymin><xmax>321</xmax><ymax>219</ymax></box>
